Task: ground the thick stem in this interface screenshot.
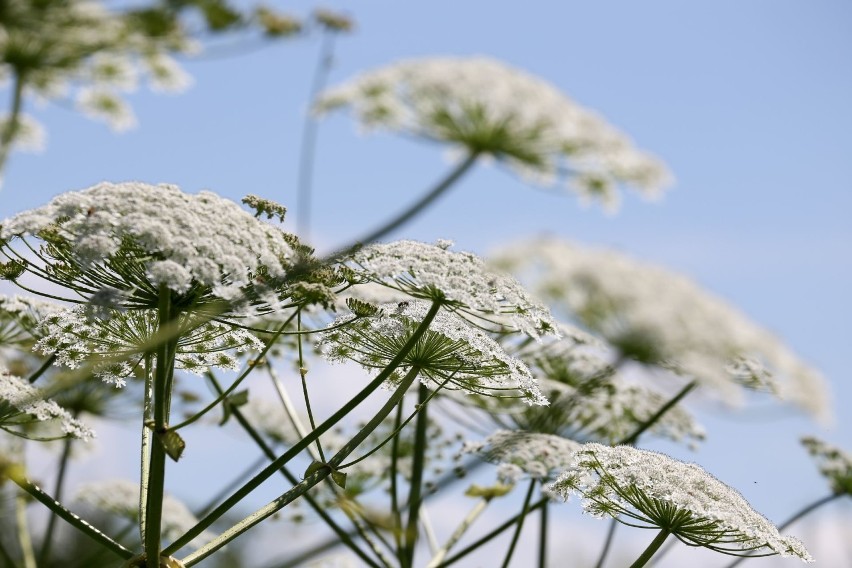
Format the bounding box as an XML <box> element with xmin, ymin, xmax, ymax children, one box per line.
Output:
<box><xmin>629</xmin><ymin>529</ymin><xmax>670</xmax><ymax>568</ymax></box>
<box><xmin>327</xmin><ymin>152</ymin><xmax>479</xmax><ymax>260</ymax></box>
<box><xmin>402</xmin><ymin>384</ymin><xmax>430</xmax><ymax>568</ymax></box>
<box><xmin>38</xmin><ymin>431</ymin><xmax>75</xmax><ymax>565</ymax></box>
<box><xmin>164</xmin><ymin>301</ymin><xmax>444</xmax><ymax>557</ymax></box>
<box><xmin>594</xmin><ymin>516</ymin><xmax>618</xmax><ymax>568</ymax></box>
<box><xmin>618</xmin><ymin>381</ymin><xmax>697</xmax><ymax>446</ymax></box>
<box><xmin>0</xmin><ymin>70</ymin><xmax>26</xmax><ymax>178</ymax></box>
<box><xmin>501</xmin><ymin>480</ymin><xmax>537</xmax><ymax>568</ymax></box>
<box><xmin>181</xmin><ymin>366</ymin><xmax>424</xmax><ymax>566</ymax></box>
<box><xmin>139</xmin><ymin>355</ymin><xmax>154</xmax><ymax>543</ymax></box>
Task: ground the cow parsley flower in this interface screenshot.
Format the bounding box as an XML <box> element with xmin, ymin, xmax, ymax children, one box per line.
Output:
<box><xmin>548</xmin><ymin>444</ymin><xmax>813</xmax><ymax>561</ymax></box>
<box><xmin>35</xmin><ymin>307</ymin><xmax>263</xmax><ymax>387</ymax></box>
<box><xmin>318</xmin><ymin>300</ymin><xmax>547</xmax><ymax>406</ymax></box>
<box><xmin>347</xmin><ymin>240</ymin><xmax>556</xmax><ymax>339</ymax></box>
<box><xmin>801</xmin><ymin>437</ymin><xmax>852</xmax><ymax>496</ymax></box>
<box><xmin>461</xmin><ymin>430</ymin><xmax>580</xmax><ymax>483</ymax></box>
<box><xmin>316</xmin><ymin>56</ymin><xmax>672</xmax><ymax>209</ymax></box>
<box><xmin>75</xmin><ymin>479</ymin><xmax>214</xmax><ymax>547</ymax></box>
<box><xmin>1</xmin><ymin>182</ymin><xmax>299</xmax><ymax>317</ymax></box>
<box><xmin>494</xmin><ymin>237</ymin><xmax>830</xmax><ymax>417</ymax></box>
<box><xmin>0</xmin><ymin>294</ymin><xmax>63</xmax><ymax>348</ymax></box>
<box><xmin>0</xmin><ymin>368</ymin><xmax>94</xmax><ymax>440</ymax></box>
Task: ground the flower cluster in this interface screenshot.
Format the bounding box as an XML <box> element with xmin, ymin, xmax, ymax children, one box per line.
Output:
<box><xmin>318</xmin><ymin>300</ymin><xmax>548</xmax><ymax>406</ymax></box>
<box><xmin>0</xmin><ymin>294</ymin><xmax>63</xmax><ymax>348</ymax></box>
<box><xmin>494</xmin><ymin>237</ymin><xmax>830</xmax><ymax>417</ymax></box>
<box><xmin>801</xmin><ymin>436</ymin><xmax>852</xmax><ymax>495</ymax></box>
<box><xmin>461</xmin><ymin>430</ymin><xmax>579</xmax><ymax>483</ymax></box>
<box><xmin>316</xmin><ymin>56</ymin><xmax>672</xmax><ymax>209</ymax></box>
<box><xmin>1</xmin><ymin>182</ymin><xmax>298</xmax><ymax>315</ymax></box>
<box><xmin>548</xmin><ymin>444</ymin><xmax>813</xmax><ymax>561</ymax></box>
<box><xmin>347</xmin><ymin>240</ymin><xmax>556</xmax><ymax>339</ymax></box>
<box><xmin>0</xmin><ymin>367</ymin><xmax>94</xmax><ymax>440</ymax></box>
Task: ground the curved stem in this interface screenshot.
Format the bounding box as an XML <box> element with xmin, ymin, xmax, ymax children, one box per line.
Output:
<box><xmin>0</xmin><ymin>70</ymin><xmax>26</xmax><ymax>179</ymax></box>
<box><xmin>630</xmin><ymin>529</ymin><xmax>670</xmax><ymax>568</ymax></box>
<box><xmin>594</xmin><ymin>516</ymin><xmax>619</xmax><ymax>568</ymax></box>
<box><xmin>501</xmin><ymin>480</ymin><xmax>537</xmax><ymax>568</ymax></box>
<box><xmin>328</xmin><ymin>152</ymin><xmax>480</xmax><ymax>260</ymax></box>
<box><xmin>618</xmin><ymin>381</ymin><xmax>697</xmax><ymax>446</ymax></box>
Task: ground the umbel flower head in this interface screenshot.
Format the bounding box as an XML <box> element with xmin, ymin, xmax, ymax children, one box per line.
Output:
<box><xmin>493</xmin><ymin>237</ymin><xmax>830</xmax><ymax>418</ymax></box>
<box><xmin>35</xmin><ymin>307</ymin><xmax>264</xmax><ymax>387</ymax></box>
<box><xmin>0</xmin><ymin>367</ymin><xmax>94</xmax><ymax>440</ymax></box>
<box><xmin>461</xmin><ymin>430</ymin><xmax>580</xmax><ymax>483</ymax></box>
<box><xmin>346</xmin><ymin>239</ymin><xmax>556</xmax><ymax>339</ymax></box>
<box><xmin>801</xmin><ymin>436</ymin><xmax>852</xmax><ymax>495</ymax></box>
<box><xmin>0</xmin><ymin>182</ymin><xmax>302</xmax><ymax>317</ymax></box>
<box><xmin>318</xmin><ymin>300</ymin><xmax>548</xmax><ymax>406</ymax></box>
<box><xmin>548</xmin><ymin>444</ymin><xmax>813</xmax><ymax>562</ymax></box>
<box><xmin>316</xmin><ymin>56</ymin><xmax>672</xmax><ymax>210</ymax></box>
<box><xmin>0</xmin><ymin>294</ymin><xmax>63</xmax><ymax>348</ymax></box>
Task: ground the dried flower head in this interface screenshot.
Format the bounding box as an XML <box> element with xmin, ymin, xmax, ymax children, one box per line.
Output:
<box><xmin>461</xmin><ymin>430</ymin><xmax>580</xmax><ymax>483</ymax></box>
<box><xmin>347</xmin><ymin>240</ymin><xmax>556</xmax><ymax>339</ymax></box>
<box><xmin>318</xmin><ymin>300</ymin><xmax>547</xmax><ymax>406</ymax></box>
<box><xmin>316</xmin><ymin>56</ymin><xmax>672</xmax><ymax>210</ymax></box>
<box><xmin>548</xmin><ymin>444</ymin><xmax>813</xmax><ymax>561</ymax></box>
<box><xmin>0</xmin><ymin>368</ymin><xmax>94</xmax><ymax>440</ymax></box>
<box><xmin>801</xmin><ymin>436</ymin><xmax>852</xmax><ymax>495</ymax></box>
<box><xmin>494</xmin><ymin>237</ymin><xmax>830</xmax><ymax>417</ymax></box>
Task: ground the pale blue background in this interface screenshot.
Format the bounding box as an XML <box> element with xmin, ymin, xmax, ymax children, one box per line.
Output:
<box><xmin>1</xmin><ymin>1</ymin><xmax>850</xmax><ymax>565</ymax></box>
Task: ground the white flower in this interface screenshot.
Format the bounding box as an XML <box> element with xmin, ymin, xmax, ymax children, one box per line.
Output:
<box><xmin>1</xmin><ymin>182</ymin><xmax>296</xmax><ymax>315</ymax></box>
<box><xmin>75</xmin><ymin>479</ymin><xmax>214</xmax><ymax>547</ymax></box>
<box><xmin>493</xmin><ymin>237</ymin><xmax>830</xmax><ymax>418</ymax></box>
<box><xmin>801</xmin><ymin>436</ymin><xmax>852</xmax><ymax>495</ymax></box>
<box><xmin>75</xmin><ymin>87</ymin><xmax>137</xmax><ymax>131</ymax></box>
<box><xmin>0</xmin><ymin>368</ymin><xmax>94</xmax><ymax>440</ymax></box>
<box><xmin>318</xmin><ymin>300</ymin><xmax>548</xmax><ymax>406</ymax></box>
<box><xmin>461</xmin><ymin>430</ymin><xmax>580</xmax><ymax>483</ymax></box>
<box><xmin>0</xmin><ymin>294</ymin><xmax>64</xmax><ymax>347</ymax></box>
<box><xmin>317</xmin><ymin>56</ymin><xmax>673</xmax><ymax>209</ymax></box>
<box><xmin>0</xmin><ymin>114</ymin><xmax>46</xmax><ymax>153</ymax></box>
<box><xmin>348</xmin><ymin>240</ymin><xmax>557</xmax><ymax>339</ymax></box>
<box><xmin>548</xmin><ymin>444</ymin><xmax>813</xmax><ymax>561</ymax></box>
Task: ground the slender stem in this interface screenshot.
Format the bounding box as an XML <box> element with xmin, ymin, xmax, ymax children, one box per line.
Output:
<box><xmin>15</xmin><ymin>490</ymin><xmax>36</xmax><ymax>568</ymax></box>
<box><xmin>38</xmin><ymin>431</ymin><xmax>76</xmax><ymax>565</ymax></box>
<box><xmin>617</xmin><ymin>381</ymin><xmax>698</xmax><ymax>446</ymax></box>
<box><xmin>9</xmin><ymin>474</ymin><xmax>134</xmax><ymax>559</ymax></box>
<box><xmin>538</xmin><ymin>501</ymin><xmax>548</xmax><ymax>568</ymax></box>
<box><xmin>723</xmin><ymin>493</ymin><xmax>843</xmax><ymax>568</ymax></box>
<box><xmin>402</xmin><ymin>384</ymin><xmax>430</xmax><ymax>568</ymax></box>
<box><xmin>269</xmin><ymin>364</ymin><xmax>321</xmax><ymax>461</ymax></box>
<box><xmin>181</xmin><ymin>365</ymin><xmax>424</xmax><ymax>566</ymax></box>
<box><xmin>629</xmin><ymin>529</ymin><xmax>670</xmax><ymax>568</ymax></box>
<box><xmin>594</xmin><ymin>517</ymin><xmax>619</xmax><ymax>568</ymax></box>
<box><xmin>164</xmin><ymin>301</ymin><xmax>443</xmax><ymax>557</ymax></box>
<box><xmin>327</xmin><ymin>152</ymin><xmax>480</xmax><ymax>260</ymax></box>
<box><xmin>501</xmin><ymin>480</ymin><xmax>537</xmax><ymax>568</ymax></box>
<box><xmin>26</xmin><ymin>354</ymin><xmax>57</xmax><ymax>384</ymax></box>
<box><xmin>296</xmin><ymin>30</ymin><xmax>337</xmax><ymax>239</ymax></box>
<box><xmin>297</xmin><ymin>311</ymin><xmax>326</xmax><ymax>461</ymax></box>
<box><xmin>420</xmin><ymin>507</ymin><xmax>441</xmax><ymax>557</ymax></box>
<box><xmin>426</xmin><ymin>498</ymin><xmax>490</xmax><ymax>568</ymax></box>
<box><xmin>0</xmin><ymin>70</ymin><xmax>26</xmax><ymax>178</ymax></box>
<box><xmin>194</xmin><ymin>455</ymin><xmax>266</xmax><ymax>518</ymax></box>
<box><xmin>390</xmin><ymin>400</ymin><xmax>404</xmax><ymax>553</ymax></box>
<box><xmin>139</xmin><ymin>355</ymin><xmax>153</xmax><ymax>543</ymax></box>
<box><xmin>438</xmin><ymin>497</ymin><xmax>548</xmax><ymax>567</ymax></box>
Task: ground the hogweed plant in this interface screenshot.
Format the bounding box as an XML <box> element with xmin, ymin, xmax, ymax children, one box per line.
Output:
<box><xmin>0</xmin><ymin>15</ymin><xmax>837</xmax><ymax>568</ymax></box>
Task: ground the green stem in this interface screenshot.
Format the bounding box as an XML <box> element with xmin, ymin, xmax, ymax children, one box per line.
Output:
<box><xmin>390</xmin><ymin>400</ymin><xmax>404</xmax><ymax>552</ymax></box>
<box><xmin>402</xmin><ymin>384</ymin><xmax>430</xmax><ymax>568</ymax></box>
<box><xmin>501</xmin><ymin>480</ymin><xmax>537</xmax><ymax>568</ymax></box>
<box><xmin>9</xmin><ymin>474</ymin><xmax>133</xmax><ymax>559</ymax></box>
<box><xmin>0</xmin><ymin>70</ymin><xmax>26</xmax><ymax>178</ymax></box>
<box><xmin>38</xmin><ymin>429</ymin><xmax>75</xmax><ymax>565</ymax></box>
<box><xmin>15</xmin><ymin>490</ymin><xmax>35</xmax><ymax>568</ymax></box>
<box><xmin>144</xmin><ymin>286</ymin><xmax>179</xmax><ymax>561</ymax></box>
<box><xmin>206</xmin><ymin>374</ymin><xmax>385</xmax><ymax>568</ymax></box>
<box><xmin>538</xmin><ymin>501</ymin><xmax>548</xmax><ymax>568</ymax></box>
<box><xmin>181</xmin><ymin>365</ymin><xmax>424</xmax><ymax>566</ymax></box>
<box><xmin>139</xmin><ymin>355</ymin><xmax>154</xmax><ymax>543</ymax></box>
<box><xmin>164</xmin><ymin>301</ymin><xmax>443</xmax><ymax>557</ymax></box>
<box><xmin>426</xmin><ymin>498</ymin><xmax>490</xmax><ymax>568</ymax></box>
<box><xmin>594</xmin><ymin>516</ymin><xmax>618</xmax><ymax>568</ymax></box>
<box><xmin>297</xmin><ymin>311</ymin><xmax>326</xmax><ymax>462</ymax></box>
<box><xmin>617</xmin><ymin>381</ymin><xmax>697</xmax><ymax>445</ymax></box>
<box><xmin>723</xmin><ymin>493</ymin><xmax>843</xmax><ymax>568</ymax></box>
<box><xmin>26</xmin><ymin>354</ymin><xmax>56</xmax><ymax>384</ymax></box>
<box><xmin>630</xmin><ymin>529</ymin><xmax>670</xmax><ymax>568</ymax></box>
<box><xmin>327</xmin><ymin>152</ymin><xmax>480</xmax><ymax>260</ymax></box>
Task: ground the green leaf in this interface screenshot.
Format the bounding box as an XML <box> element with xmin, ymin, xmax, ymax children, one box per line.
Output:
<box><xmin>304</xmin><ymin>460</ymin><xmax>328</xmax><ymax>478</ymax></box>
<box><xmin>157</xmin><ymin>429</ymin><xmax>186</xmax><ymax>462</ymax></box>
<box><xmin>331</xmin><ymin>470</ymin><xmax>348</xmax><ymax>489</ymax></box>
<box><xmin>218</xmin><ymin>389</ymin><xmax>249</xmax><ymax>426</ymax></box>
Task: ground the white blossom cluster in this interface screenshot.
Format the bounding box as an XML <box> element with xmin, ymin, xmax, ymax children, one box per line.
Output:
<box><xmin>0</xmin><ymin>0</ymin><xmax>194</xmax><ymax>137</ymax></box>
<box><xmin>1</xmin><ymin>182</ymin><xmax>295</xmax><ymax>312</ymax></box>
<box><xmin>0</xmin><ymin>368</ymin><xmax>94</xmax><ymax>440</ymax></box>
<box><xmin>461</xmin><ymin>430</ymin><xmax>580</xmax><ymax>483</ymax></box>
<box><xmin>318</xmin><ymin>301</ymin><xmax>548</xmax><ymax>406</ymax></box>
<box><xmin>0</xmin><ymin>294</ymin><xmax>64</xmax><ymax>347</ymax></box>
<box><xmin>549</xmin><ymin>444</ymin><xmax>813</xmax><ymax>561</ymax></box>
<box><xmin>348</xmin><ymin>240</ymin><xmax>556</xmax><ymax>339</ymax></box>
<box><xmin>34</xmin><ymin>308</ymin><xmax>263</xmax><ymax>386</ymax></box>
<box><xmin>494</xmin><ymin>237</ymin><xmax>830</xmax><ymax>417</ymax></box>
<box><xmin>801</xmin><ymin>436</ymin><xmax>852</xmax><ymax>495</ymax></box>
<box><xmin>316</xmin><ymin>56</ymin><xmax>672</xmax><ymax>209</ymax></box>
<box><xmin>75</xmin><ymin>479</ymin><xmax>214</xmax><ymax>547</ymax></box>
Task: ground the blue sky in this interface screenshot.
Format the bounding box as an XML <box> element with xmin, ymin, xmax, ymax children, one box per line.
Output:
<box><xmin>2</xmin><ymin>1</ymin><xmax>850</xmax><ymax>564</ymax></box>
